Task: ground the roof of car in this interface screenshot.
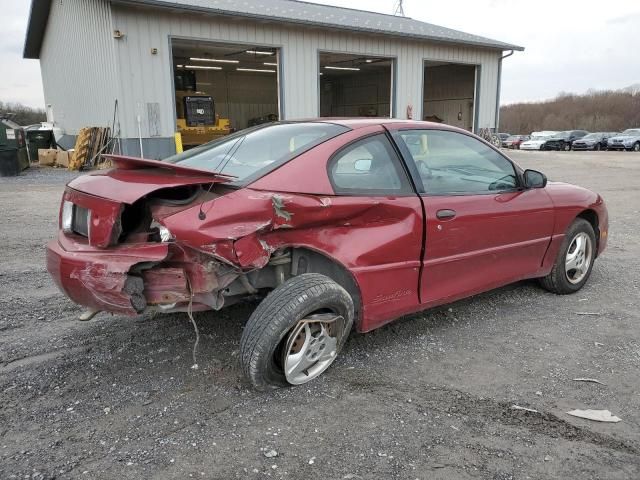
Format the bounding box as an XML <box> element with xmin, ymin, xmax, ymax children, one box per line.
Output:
<box><xmin>300</xmin><ymin>118</ymin><xmax>456</xmax><ymax>130</ymax></box>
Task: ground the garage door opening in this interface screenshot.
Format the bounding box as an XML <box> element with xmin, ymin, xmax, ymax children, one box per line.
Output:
<box><xmin>319</xmin><ymin>53</ymin><xmax>393</xmax><ymax>118</ymax></box>
<box><xmin>171</xmin><ymin>39</ymin><xmax>280</xmax><ymax>148</ymax></box>
<box><xmin>423</xmin><ymin>61</ymin><xmax>477</xmax><ymax>132</ymax></box>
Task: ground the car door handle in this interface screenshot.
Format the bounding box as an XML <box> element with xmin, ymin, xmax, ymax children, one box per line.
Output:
<box><xmin>436</xmin><ymin>209</ymin><xmax>457</xmax><ymax>220</ymax></box>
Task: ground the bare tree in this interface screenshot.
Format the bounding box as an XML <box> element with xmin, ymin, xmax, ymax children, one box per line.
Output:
<box><xmin>0</xmin><ymin>101</ymin><xmax>46</xmax><ymax>127</ymax></box>
<box><xmin>500</xmin><ymin>89</ymin><xmax>640</xmax><ymax>134</ymax></box>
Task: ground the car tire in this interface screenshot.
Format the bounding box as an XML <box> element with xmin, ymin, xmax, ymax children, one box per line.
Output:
<box><xmin>563</xmin><ymin>142</ymin><xmax>571</xmax><ymax>152</ymax></box>
<box><xmin>540</xmin><ymin>218</ymin><xmax>597</xmax><ymax>295</ymax></box>
<box><xmin>240</xmin><ymin>273</ymin><xmax>354</xmax><ymax>391</ymax></box>
<box><xmin>595</xmin><ymin>144</ymin><xmax>601</xmax><ymax>151</ymax></box>
<box><xmin>633</xmin><ymin>142</ymin><xmax>640</xmax><ymax>152</ymax></box>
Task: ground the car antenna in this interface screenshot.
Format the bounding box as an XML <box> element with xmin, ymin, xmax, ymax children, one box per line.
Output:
<box><xmin>198</xmin><ymin>135</ymin><xmax>246</xmax><ymax>220</ymax></box>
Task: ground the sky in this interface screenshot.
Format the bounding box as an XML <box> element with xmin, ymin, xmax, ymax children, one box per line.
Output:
<box><xmin>1</xmin><ymin>0</ymin><xmax>639</xmax><ymax>108</ymax></box>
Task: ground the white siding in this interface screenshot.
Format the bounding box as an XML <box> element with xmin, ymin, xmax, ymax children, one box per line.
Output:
<box><xmin>40</xmin><ymin>2</ymin><xmax>502</xmax><ymax>144</ymax></box>
<box><xmin>40</xmin><ymin>0</ymin><xmax>117</xmax><ymax>135</ymax></box>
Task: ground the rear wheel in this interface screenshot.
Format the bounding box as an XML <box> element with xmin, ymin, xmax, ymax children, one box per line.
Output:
<box><xmin>563</xmin><ymin>142</ymin><xmax>571</xmax><ymax>151</ymax></box>
<box><xmin>240</xmin><ymin>273</ymin><xmax>354</xmax><ymax>390</ymax></box>
<box><xmin>595</xmin><ymin>143</ymin><xmax>601</xmax><ymax>151</ymax></box>
<box><xmin>540</xmin><ymin>218</ymin><xmax>596</xmax><ymax>294</ymax></box>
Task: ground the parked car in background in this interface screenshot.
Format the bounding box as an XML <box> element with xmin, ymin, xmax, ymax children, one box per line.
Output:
<box><xmin>520</xmin><ymin>131</ymin><xmax>559</xmax><ymax>150</ymax></box>
<box><xmin>498</xmin><ymin>133</ymin><xmax>511</xmax><ymax>147</ymax></box>
<box><xmin>45</xmin><ymin>119</ymin><xmax>609</xmax><ymax>390</ymax></box>
<box><xmin>571</xmin><ymin>132</ymin><xmax>619</xmax><ymax>151</ymax></box>
<box><xmin>607</xmin><ymin>129</ymin><xmax>640</xmax><ymax>151</ymax></box>
<box><xmin>503</xmin><ymin>135</ymin><xmax>530</xmax><ymax>149</ymax></box>
<box><xmin>544</xmin><ymin>130</ymin><xmax>589</xmax><ymax>151</ymax></box>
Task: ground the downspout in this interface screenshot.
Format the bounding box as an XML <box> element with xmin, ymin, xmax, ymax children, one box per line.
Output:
<box><xmin>495</xmin><ymin>50</ymin><xmax>514</xmax><ymax>133</ymax></box>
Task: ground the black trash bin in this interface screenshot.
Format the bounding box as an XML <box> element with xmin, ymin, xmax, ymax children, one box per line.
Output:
<box><xmin>26</xmin><ymin>129</ymin><xmax>55</xmax><ymax>162</ymax></box>
<box><xmin>0</xmin><ymin>146</ymin><xmax>20</xmax><ymax>176</ymax></box>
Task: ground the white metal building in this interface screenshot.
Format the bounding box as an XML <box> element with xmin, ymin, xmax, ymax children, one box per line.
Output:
<box><xmin>24</xmin><ymin>0</ymin><xmax>522</xmax><ymax>158</ymax></box>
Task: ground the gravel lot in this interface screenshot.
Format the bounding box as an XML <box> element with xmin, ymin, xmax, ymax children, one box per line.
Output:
<box><xmin>1</xmin><ymin>151</ymin><xmax>639</xmax><ymax>479</ymax></box>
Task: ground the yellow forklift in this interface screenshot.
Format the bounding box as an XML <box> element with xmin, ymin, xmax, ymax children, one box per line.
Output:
<box><xmin>174</xmin><ymin>69</ymin><xmax>232</xmax><ymax>150</ymax></box>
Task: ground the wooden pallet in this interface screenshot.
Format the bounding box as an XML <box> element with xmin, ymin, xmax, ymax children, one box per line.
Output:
<box><xmin>68</xmin><ymin>127</ymin><xmax>112</xmax><ymax>170</ymax></box>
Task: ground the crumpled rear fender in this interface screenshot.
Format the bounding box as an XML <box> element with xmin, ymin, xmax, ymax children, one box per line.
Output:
<box><xmin>161</xmin><ymin>188</ymin><xmax>425</xmax><ymax>331</ymax></box>
<box><xmin>47</xmin><ymin>236</ymin><xmax>171</xmax><ymax>315</ymax></box>
<box><xmin>162</xmin><ymin>188</ymin><xmax>418</xmax><ymax>269</ymax></box>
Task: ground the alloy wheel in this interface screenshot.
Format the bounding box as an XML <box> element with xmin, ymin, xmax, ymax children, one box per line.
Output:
<box><xmin>565</xmin><ymin>232</ymin><xmax>593</xmax><ymax>284</ymax></box>
<box><xmin>282</xmin><ymin>313</ymin><xmax>343</xmax><ymax>385</ymax></box>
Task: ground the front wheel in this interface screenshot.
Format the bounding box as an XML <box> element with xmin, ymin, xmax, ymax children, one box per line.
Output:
<box><xmin>633</xmin><ymin>142</ymin><xmax>640</xmax><ymax>152</ymax></box>
<box><xmin>240</xmin><ymin>273</ymin><xmax>354</xmax><ymax>390</ymax></box>
<box><xmin>540</xmin><ymin>218</ymin><xmax>596</xmax><ymax>294</ymax></box>
<box><xmin>563</xmin><ymin>142</ymin><xmax>571</xmax><ymax>151</ymax></box>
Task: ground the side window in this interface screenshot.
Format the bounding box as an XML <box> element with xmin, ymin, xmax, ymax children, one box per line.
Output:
<box><xmin>329</xmin><ymin>134</ymin><xmax>411</xmax><ymax>195</ymax></box>
<box><xmin>396</xmin><ymin>130</ymin><xmax>518</xmax><ymax>195</ymax></box>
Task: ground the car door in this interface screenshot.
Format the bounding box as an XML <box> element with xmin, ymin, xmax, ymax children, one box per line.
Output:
<box><xmin>389</xmin><ymin>126</ymin><xmax>555</xmax><ymax>306</ymax></box>
<box><xmin>325</xmin><ymin>131</ymin><xmax>425</xmax><ymax>330</ymax></box>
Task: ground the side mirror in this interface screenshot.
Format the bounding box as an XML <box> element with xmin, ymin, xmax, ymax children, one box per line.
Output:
<box><xmin>524</xmin><ymin>169</ymin><xmax>547</xmax><ymax>189</ymax></box>
<box><xmin>354</xmin><ymin>159</ymin><xmax>372</xmax><ymax>172</ymax></box>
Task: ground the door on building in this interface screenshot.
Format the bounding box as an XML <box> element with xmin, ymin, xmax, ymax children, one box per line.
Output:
<box><xmin>319</xmin><ymin>52</ymin><xmax>394</xmax><ymax>119</ymax></box>
<box><xmin>423</xmin><ymin>62</ymin><xmax>477</xmax><ymax>132</ymax></box>
<box><xmin>171</xmin><ymin>39</ymin><xmax>282</xmax><ymax>149</ymax></box>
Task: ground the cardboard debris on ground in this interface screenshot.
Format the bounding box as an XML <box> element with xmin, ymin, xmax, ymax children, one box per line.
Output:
<box><xmin>38</xmin><ymin>148</ymin><xmax>57</xmax><ymax>166</ymax></box>
<box><xmin>566</xmin><ymin>409</ymin><xmax>621</xmax><ymax>423</ymax></box>
<box><xmin>56</xmin><ymin>149</ymin><xmax>74</xmax><ymax>168</ymax></box>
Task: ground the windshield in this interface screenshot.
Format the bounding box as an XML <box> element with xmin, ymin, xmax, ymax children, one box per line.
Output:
<box><xmin>622</xmin><ymin>129</ymin><xmax>640</xmax><ymax>135</ymax></box>
<box><xmin>582</xmin><ymin>133</ymin><xmax>600</xmax><ymax>140</ymax></box>
<box><xmin>165</xmin><ymin>122</ymin><xmax>349</xmax><ymax>182</ymax></box>
<box><xmin>551</xmin><ymin>132</ymin><xmax>570</xmax><ymax>140</ymax></box>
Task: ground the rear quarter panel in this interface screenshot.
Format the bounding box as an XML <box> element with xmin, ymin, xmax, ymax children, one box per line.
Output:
<box><xmin>162</xmin><ymin>189</ymin><xmax>424</xmax><ymax>333</ymax></box>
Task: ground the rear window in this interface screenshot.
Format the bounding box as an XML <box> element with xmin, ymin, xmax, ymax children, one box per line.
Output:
<box><xmin>165</xmin><ymin>122</ymin><xmax>349</xmax><ymax>184</ymax></box>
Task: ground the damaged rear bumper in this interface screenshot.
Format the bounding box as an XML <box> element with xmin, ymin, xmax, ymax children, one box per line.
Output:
<box><xmin>47</xmin><ymin>238</ymin><xmax>171</xmax><ymax>315</ymax></box>
<box><xmin>46</xmin><ymin>236</ymin><xmax>237</xmax><ymax>316</ymax></box>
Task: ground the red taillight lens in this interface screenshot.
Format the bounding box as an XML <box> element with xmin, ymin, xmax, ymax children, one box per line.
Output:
<box><xmin>62</xmin><ymin>188</ymin><xmax>122</xmax><ymax>247</ymax></box>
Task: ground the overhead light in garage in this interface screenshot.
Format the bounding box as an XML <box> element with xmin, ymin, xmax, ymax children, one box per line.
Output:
<box><xmin>189</xmin><ymin>57</ymin><xmax>239</xmax><ymax>64</ymax></box>
<box><xmin>246</xmin><ymin>50</ymin><xmax>274</xmax><ymax>55</ymax></box>
<box><xmin>365</xmin><ymin>59</ymin><xmax>374</xmax><ymax>63</ymax></box>
<box><xmin>263</xmin><ymin>62</ymin><xmax>278</xmax><ymax>66</ymax></box>
<box><xmin>237</xmin><ymin>68</ymin><xmax>276</xmax><ymax>73</ymax></box>
<box><xmin>185</xmin><ymin>65</ymin><xmax>223</xmax><ymax>70</ymax></box>
<box><xmin>176</xmin><ymin>64</ymin><xmax>184</xmax><ymax>68</ymax></box>
<box><xmin>324</xmin><ymin>66</ymin><xmax>360</xmax><ymax>71</ymax></box>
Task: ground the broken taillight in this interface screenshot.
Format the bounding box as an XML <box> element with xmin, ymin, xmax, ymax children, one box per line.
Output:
<box><xmin>61</xmin><ymin>200</ymin><xmax>74</xmax><ymax>233</ymax></box>
<box><xmin>60</xmin><ymin>198</ymin><xmax>91</xmax><ymax>238</ymax></box>
<box><xmin>60</xmin><ymin>188</ymin><xmax>122</xmax><ymax>248</ymax></box>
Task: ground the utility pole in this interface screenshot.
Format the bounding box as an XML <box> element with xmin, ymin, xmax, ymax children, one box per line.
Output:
<box><xmin>394</xmin><ymin>0</ymin><xmax>405</xmax><ymax>17</ymax></box>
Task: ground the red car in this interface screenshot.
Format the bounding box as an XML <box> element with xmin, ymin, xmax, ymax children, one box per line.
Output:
<box><xmin>503</xmin><ymin>134</ymin><xmax>530</xmax><ymax>149</ymax></box>
<box><xmin>47</xmin><ymin>120</ymin><xmax>608</xmax><ymax>390</ymax></box>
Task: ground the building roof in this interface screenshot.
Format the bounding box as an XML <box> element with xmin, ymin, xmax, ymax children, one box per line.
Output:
<box><xmin>24</xmin><ymin>0</ymin><xmax>524</xmax><ymax>59</ymax></box>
